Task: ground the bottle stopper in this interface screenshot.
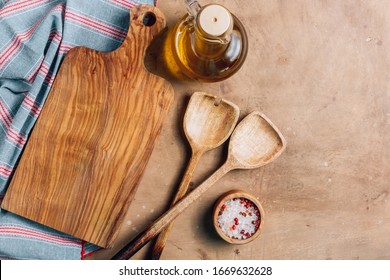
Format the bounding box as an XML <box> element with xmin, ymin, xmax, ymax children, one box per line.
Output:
<box><xmin>198</xmin><ymin>4</ymin><xmax>233</xmax><ymax>37</ymax></box>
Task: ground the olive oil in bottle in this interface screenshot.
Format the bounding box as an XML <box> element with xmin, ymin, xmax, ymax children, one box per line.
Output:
<box><xmin>162</xmin><ymin>0</ymin><xmax>248</xmax><ymax>82</ymax></box>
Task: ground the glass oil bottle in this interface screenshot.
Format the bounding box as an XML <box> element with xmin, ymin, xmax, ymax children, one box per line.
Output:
<box><xmin>162</xmin><ymin>0</ymin><xmax>248</xmax><ymax>82</ymax></box>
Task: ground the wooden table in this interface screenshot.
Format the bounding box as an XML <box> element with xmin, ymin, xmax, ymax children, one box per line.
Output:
<box><xmin>89</xmin><ymin>0</ymin><xmax>390</xmax><ymax>259</ymax></box>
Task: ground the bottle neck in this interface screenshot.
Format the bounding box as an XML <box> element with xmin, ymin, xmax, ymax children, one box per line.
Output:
<box><xmin>191</xmin><ymin>25</ymin><xmax>230</xmax><ymax>59</ymax></box>
<box><xmin>190</xmin><ymin>4</ymin><xmax>234</xmax><ymax>59</ymax></box>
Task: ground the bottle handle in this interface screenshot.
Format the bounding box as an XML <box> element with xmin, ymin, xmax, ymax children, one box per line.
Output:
<box><xmin>184</xmin><ymin>0</ymin><xmax>201</xmax><ymax>17</ymax></box>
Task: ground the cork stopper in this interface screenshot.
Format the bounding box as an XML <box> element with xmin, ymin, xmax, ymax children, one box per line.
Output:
<box><xmin>198</xmin><ymin>4</ymin><xmax>233</xmax><ymax>37</ymax></box>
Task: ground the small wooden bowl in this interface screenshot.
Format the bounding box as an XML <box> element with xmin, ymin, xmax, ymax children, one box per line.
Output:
<box><xmin>213</xmin><ymin>189</ymin><xmax>265</xmax><ymax>244</ymax></box>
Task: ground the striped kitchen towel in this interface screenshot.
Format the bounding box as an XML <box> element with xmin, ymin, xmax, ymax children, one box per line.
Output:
<box><xmin>0</xmin><ymin>0</ymin><xmax>156</xmax><ymax>260</ymax></box>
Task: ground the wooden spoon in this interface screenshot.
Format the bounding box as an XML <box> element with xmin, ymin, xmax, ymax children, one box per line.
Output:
<box><xmin>112</xmin><ymin>111</ymin><xmax>286</xmax><ymax>259</ymax></box>
<box><xmin>151</xmin><ymin>92</ymin><xmax>240</xmax><ymax>259</ymax></box>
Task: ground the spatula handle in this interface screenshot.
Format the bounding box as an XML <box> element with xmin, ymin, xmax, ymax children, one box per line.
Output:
<box><xmin>151</xmin><ymin>150</ymin><xmax>203</xmax><ymax>259</ymax></box>
<box><xmin>111</xmin><ymin>163</ymin><xmax>230</xmax><ymax>260</ymax></box>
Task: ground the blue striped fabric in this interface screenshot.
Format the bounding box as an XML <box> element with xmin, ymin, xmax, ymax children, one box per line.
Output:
<box><xmin>0</xmin><ymin>0</ymin><xmax>156</xmax><ymax>259</ymax></box>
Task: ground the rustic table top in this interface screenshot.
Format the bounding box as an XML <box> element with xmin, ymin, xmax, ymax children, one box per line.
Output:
<box><xmin>90</xmin><ymin>0</ymin><xmax>390</xmax><ymax>260</ymax></box>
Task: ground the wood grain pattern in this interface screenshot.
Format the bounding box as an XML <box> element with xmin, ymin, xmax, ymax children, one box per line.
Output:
<box><xmin>2</xmin><ymin>5</ymin><xmax>174</xmax><ymax>248</ymax></box>
<box><xmin>112</xmin><ymin>112</ymin><xmax>286</xmax><ymax>259</ymax></box>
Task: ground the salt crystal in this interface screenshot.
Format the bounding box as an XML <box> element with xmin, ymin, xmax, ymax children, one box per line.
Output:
<box><xmin>217</xmin><ymin>198</ymin><xmax>260</xmax><ymax>240</ymax></box>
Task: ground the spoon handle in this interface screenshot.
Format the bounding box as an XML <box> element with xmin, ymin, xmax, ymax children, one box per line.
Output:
<box><xmin>151</xmin><ymin>150</ymin><xmax>203</xmax><ymax>260</ymax></box>
<box><xmin>111</xmin><ymin>162</ymin><xmax>231</xmax><ymax>260</ymax></box>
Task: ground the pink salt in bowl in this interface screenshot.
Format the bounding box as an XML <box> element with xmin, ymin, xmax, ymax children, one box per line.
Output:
<box><xmin>213</xmin><ymin>189</ymin><xmax>265</xmax><ymax>244</ymax></box>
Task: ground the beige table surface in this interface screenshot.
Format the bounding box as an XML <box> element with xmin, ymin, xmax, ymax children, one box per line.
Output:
<box><xmin>89</xmin><ymin>0</ymin><xmax>390</xmax><ymax>260</ymax></box>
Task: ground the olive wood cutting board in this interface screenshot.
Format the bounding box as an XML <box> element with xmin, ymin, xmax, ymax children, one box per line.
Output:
<box><xmin>2</xmin><ymin>5</ymin><xmax>174</xmax><ymax>248</ymax></box>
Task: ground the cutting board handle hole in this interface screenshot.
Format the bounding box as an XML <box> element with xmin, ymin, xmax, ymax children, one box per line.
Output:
<box><xmin>142</xmin><ymin>12</ymin><xmax>156</xmax><ymax>27</ymax></box>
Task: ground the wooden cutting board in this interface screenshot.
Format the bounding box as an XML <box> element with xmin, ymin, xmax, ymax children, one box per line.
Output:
<box><xmin>2</xmin><ymin>5</ymin><xmax>174</xmax><ymax>248</ymax></box>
